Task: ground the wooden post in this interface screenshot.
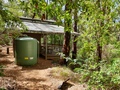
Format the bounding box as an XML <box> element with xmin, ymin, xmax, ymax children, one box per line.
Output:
<box><xmin>45</xmin><ymin>35</ymin><xmax>47</xmax><ymax>60</ymax></box>
<box><xmin>39</xmin><ymin>36</ymin><xmax>41</xmax><ymax>56</ymax></box>
<box><xmin>13</xmin><ymin>38</ymin><xmax>15</xmax><ymax>57</ymax></box>
<box><xmin>7</xmin><ymin>47</ymin><xmax>9</xmax><ymax>54</ymax></box>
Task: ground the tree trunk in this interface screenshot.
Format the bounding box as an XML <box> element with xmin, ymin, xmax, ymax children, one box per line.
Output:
<box><xmin>96</xmin><ymin>0</ymin><xmax>103</xmax><ymax>70</ymax></box>
<box><xmin>72</xmin><ymin>2</ymin><xmax>78</xmax><ymax>59</ymax></box>
<box><xmin>63</xmin><ymin>31</ymin><xmax>71</xmax><ymax>57</ymax></box>
<box><xmin>96</xmin><ymin>42</ymin><xmax>102</xmax><ymax>70</ymax></box>
<box><xmin>72</xmin><ymin>36</ymin><xmax>77</xmax><ymax>59</ymax></box>
<box><xmin>62</xmin><ymin>0</ymin><xmax>72</xmax><ymax>65</ymax></box>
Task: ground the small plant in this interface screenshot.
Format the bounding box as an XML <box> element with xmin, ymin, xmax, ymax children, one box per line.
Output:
<box><xmin>0</xmin><ymin>65</ymin><xmax>4</xmax><ymax>76</ymax></box>
<box><xmin>50</xmin><ymin>66</ymin><xmax>81</xmax><ymax>83</ymax></box>
<box><xmin>0</xmin><ymin>45</ymin><xmax>2</xmax><ymax>52</ymax></box>
<box><xmin>0</xmin><ymin>88</ymin><xmax>6</xmax><ymax>90</ymax></box>
<box><xmin>67</xmin><ymin>58</ymin><xmax>82</xmax><ymax>70</ymax></box>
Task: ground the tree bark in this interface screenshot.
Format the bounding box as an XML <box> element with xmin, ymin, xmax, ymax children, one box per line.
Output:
<box><xmin>96</xmin><ymin>0</ymin><xmax>103</xmax><ymax>70</ymax></box>
<box><xmin>63</xmin><ymin>31</ymin><xmax>71</xmax><ymax>57</ymax></box>
<box><xmin>96</xmin><ymin>42</ymin><xmax>102</xmax><ymax>70</ymax></box>
<box><xmin>72</xmin><ymin>1</ymin><xmax>78</xmax><ymax>59</ymax></box>
<box><xmin>62</xmin><ymin>0</ymin><xmax>72</xmax><ymax>65</ymax></box>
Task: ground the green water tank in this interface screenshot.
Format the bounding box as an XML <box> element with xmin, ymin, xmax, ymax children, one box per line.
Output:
<box><xmin>15</xmin><ymin>36</ymin><xmax>39</xmax><ymax>66</ymax></box>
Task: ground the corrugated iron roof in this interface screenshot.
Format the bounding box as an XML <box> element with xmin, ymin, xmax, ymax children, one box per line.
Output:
<box><xmin>23</xmin><ymin>21</ymin><xmax>64</xmax><ymax>34</ymax></box>
<box><xmin>20</xmin><ymin>17</ymin><xmax>79</xmax><ymax>35</ymax></box>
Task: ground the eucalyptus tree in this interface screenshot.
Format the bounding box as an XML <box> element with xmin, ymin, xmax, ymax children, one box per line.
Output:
<box><xmin>19</xmin><ymin>0</ymin><xmax>75</xmax><ymax>64</ymax></box>
<box><xmin>78</xmin><ymin>0</ymin><xmax>120</xmax><ymax>66</ymax></box>
<box><xmin>47</xmin><ymin>0</ymin><xmax>81</xmax><ymax>61</ymax></box>
<box><xmin>48</xmin><ymin>0</ymin><xmax>80</xmax><ymax>60</ymax></box>
<box><xmin>0</xmin><ymin>0</ymin><xmax>23</xmax><ymax>31</ymax></box>
<box><xmin>72</xmin><ymin>0</ymin><xmax>79</xmax><ymax>59</ymax></box>
<box><xmin>62</xmin><ymin>0</ymin><xmax>73</xmax><ymax>65</ymax></box>
<box><xmin>0</xmin><ymin>0</ymin><xmax>24</xmax><ymax>45</ymax></box>
<box><xmin>18</xmin><ymin>0</ymin><xmax>47</xmax><ymax>19</ymax></box>
<box><xmin>76</xmin><ymin>0</ymin><xmax>120</xmax><ymax>89</ymax></box>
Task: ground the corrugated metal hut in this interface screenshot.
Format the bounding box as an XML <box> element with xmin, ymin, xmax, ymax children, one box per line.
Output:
<box><xmin>19</xmin><ymin>17</ymin><xmax>79</xmax><ymax>60</ymax></box>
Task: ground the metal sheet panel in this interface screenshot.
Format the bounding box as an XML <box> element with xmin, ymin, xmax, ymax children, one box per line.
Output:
<box><xmin>23</xmin><ymin>21</ymin><xmax>64</xmax><ymax>34</ymax></box>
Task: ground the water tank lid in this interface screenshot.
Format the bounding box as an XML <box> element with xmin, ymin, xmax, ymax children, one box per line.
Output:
<box><xmin>15</xmin><ymin>37</ymin><xmax>36</xmax><ymax>40</ymax></box>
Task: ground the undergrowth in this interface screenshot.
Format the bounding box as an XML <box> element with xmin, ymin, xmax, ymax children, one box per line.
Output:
<box><xmin>0</xmin><ymin>65</ymin><xmax>4</xmax><ymax>76</ymax></box>
<box><xmin>50</xmin><ymin>66</ymin><xmax>81</xmax><ymax>83</ymax></box>
<box><xmin>74</xmin><ymin>58</ymin><xmax>120</xmax><ymax>90</ymax></box>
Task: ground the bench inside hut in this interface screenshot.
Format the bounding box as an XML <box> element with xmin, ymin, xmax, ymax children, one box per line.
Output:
<box><xmin>40</xmin><ymin>34</ymin><xmax>63</xmax><ymax>60</ymax></box>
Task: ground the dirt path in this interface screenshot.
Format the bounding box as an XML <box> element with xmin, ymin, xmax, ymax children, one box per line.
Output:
<box><xmin>0</xmin><ymin>46</ymin><xmax>87</xmax><ymax>90</ymax></box>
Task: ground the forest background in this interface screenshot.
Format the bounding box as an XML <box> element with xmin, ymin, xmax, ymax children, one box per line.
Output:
<box><xmin>0</xmin><ymin>0</ymin><xmax>120</xmax><ymax>89</ymax></box>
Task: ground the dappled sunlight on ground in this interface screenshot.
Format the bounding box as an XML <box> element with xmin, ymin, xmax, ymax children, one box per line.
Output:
<box><xmin>0</xmin><ymin>46</ymin><xmax>87</xmax><ymax>90</ymax></box>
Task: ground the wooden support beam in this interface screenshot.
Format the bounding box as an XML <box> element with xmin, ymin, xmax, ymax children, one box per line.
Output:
<box><xmin>7</xmin><ymin>47</ymin><xmax>9</xmax><ymax>54</ymax></box>
<box><xmin>45</xmin><ymin>35</ymin><xmax>48</xmax><ymax>60</ymax></box>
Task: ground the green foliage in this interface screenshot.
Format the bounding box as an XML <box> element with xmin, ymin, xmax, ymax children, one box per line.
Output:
<box><xmin>0</xmin><ymin>88</ymin><xmax>6</xmax><ymax>90</ymax></box>
<box><xmin>0</xmin><ymin>0</ymin><xmax>26</xmax><ymax>46</ymax></box>
<box><xmin>50</xmin><ymin>66</ymin><xmax>81</xmax><ymax>83</ymax></box>
<box><xmin>75</xmin><ymin>41</ymin><xmax>120</xmax><ymax>89</ymax></box>
<box><xmin>74</xmin><ymin>58</ymin><xmax>120</xmax><ymax>90</ymax></box>
<box><xmin>1</xmin><ymin>0</ymin><xmax>120</xmax><ymax>89</ymax></box>
<box><xmin>0</xmin><ymin>2</ymin><xmax>22</xmax><ymax>28</ymax></box>
<box><xmin>74</xmin><ymin>0</ymin><xmax>120</xmax><ymax>89</ymax></box>
<box><xmin>47</xmin><ymin>34</ymin><xmax>63</xmax><ymax>45</ymax></box>
<box><xmin>46</xmin><ymin>1</ymin><xmax>64</xmax><ymax>25</ymax></box>
<box><xmin>0</xmin><ymin>0</ymin><xmax>25</xmax><ymax>38</ymax></box>
<box><xmin>18</xmin><ymin>0</ymin><xmax>47</xmax><ymax>18</ymax></box>
<box><xmin>0</xmin><ymin>28</ymin><xmax>23</xmax><ymax>45</ymax></box>
<box><xmin>0</xmin><ymin>34</ymin><xmax>11</xmax><ymax>45</ymax></box>
<box><xmin>0</xmin><ymin>65</ymin><xmax>4</xmax><ymax>76</ymax></box>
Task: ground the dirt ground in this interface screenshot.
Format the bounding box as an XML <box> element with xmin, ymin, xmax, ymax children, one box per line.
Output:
<box><xmin>0</xmin><ymin>46</ymin><xmax>87</xmax><ymax>90</ymax></box>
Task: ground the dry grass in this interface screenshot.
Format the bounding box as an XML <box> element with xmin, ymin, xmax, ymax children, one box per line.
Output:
<box><xmin>50</xmin><ymin>66</ymin><xmax>81</xmax><ymax>83</ymax></box>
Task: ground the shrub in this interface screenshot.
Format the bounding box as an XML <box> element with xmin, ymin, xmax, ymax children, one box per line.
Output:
<box><xmin>74</xmin><ymin>58</ymin><xmax>120</xmax><ymax>90</ymax></box>
<box><xmin>0</xmin><ymin>65</ymin><xmax>4</xmax><ymax>76</ymax></box>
